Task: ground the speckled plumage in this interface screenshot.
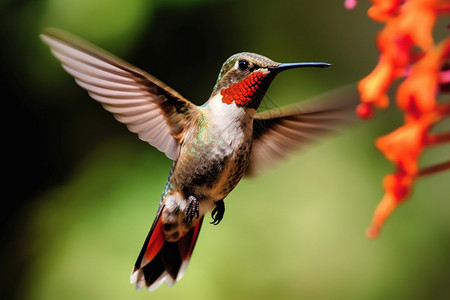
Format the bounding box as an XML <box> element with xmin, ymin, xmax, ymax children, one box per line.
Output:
<box><xmin>160</xmin><ymin>100</ymin><xmax>254</xmax><ymax>241</ymax></box>
<box><xmin>40</xmin><ymin>28</ymin><xmax>354</xmax><ymax>291</ymax></box>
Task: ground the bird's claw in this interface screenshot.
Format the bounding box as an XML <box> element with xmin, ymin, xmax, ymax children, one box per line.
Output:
<box><xmin>210</xmin><ymin>200</ymin><xmax>225</xmax><ymax>225</ymax></box>
<box><xmin>185</xmin><ymin>195</ymin><xmax>199</xmax><ymax>223</ymax></box>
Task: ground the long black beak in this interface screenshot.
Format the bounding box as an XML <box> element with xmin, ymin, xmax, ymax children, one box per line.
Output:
<box><xmin>270</xmin><ymin>62</ymin><xmax>331</xmax><ymax>72</ymax></box>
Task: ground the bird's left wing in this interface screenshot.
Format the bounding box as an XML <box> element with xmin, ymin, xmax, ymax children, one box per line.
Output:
<box><xmin>40</xmin><ymin>28</ymin><xmax>198</xmax><ymax>161</ymax></box>
<box><xmin>246</xmin><ymin>88</ymin><xmax>358</xmax><ymax>176</ymax></box>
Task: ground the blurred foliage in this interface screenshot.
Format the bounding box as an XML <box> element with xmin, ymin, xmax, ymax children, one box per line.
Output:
<box><xmin>2</xmin><ymin>0</ymin><xmax>449</xmax><ymax>300</ymax></box>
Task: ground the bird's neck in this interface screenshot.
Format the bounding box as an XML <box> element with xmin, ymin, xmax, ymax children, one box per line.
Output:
<box><xmin>199</xmin><ymin>94</ymin><xmax>255</xmax><ymax>149</ymax></box>
<box><xmin>205</xmin><ymin>93</ymin><xmax>255</xmax><ymax>127</ymax></box>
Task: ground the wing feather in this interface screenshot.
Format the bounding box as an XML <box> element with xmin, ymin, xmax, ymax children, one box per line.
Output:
<box><xmin>41</xmin><ymin>28</ymin><xmax>198</xmax><ymax>160</ymax></box>
<box><xmin>247</xmin><ymin>86</ymin><xmax>359</xmax><ymax>176</ymax></box>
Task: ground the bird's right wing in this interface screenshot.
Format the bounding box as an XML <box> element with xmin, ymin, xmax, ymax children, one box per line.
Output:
<box><xmin>247</xmin><ymin>86</ymin><xmax>359</xmax><ymax>176</ymax></box>
<box><xmin>40</xmin><ymin>28</ymin><xmax>198</xmax><ymax>161</ymax></box>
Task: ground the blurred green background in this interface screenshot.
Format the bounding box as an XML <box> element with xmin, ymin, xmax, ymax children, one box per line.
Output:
<box><xmin>2</xmin><ymin>0</ymin><xmax>449</xmax><ymax>299</ymax></box>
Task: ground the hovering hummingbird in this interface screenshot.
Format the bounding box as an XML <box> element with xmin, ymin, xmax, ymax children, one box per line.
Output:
<box><xmin>40</xmin><ymin>28</ymin><xmax>354</xmax><ymax>291</ymax></box>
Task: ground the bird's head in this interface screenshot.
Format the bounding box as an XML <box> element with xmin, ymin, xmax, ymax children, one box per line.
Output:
<box><xmin>210</xmin><ymin>52</ymin><xmax>330</xmax><ymax>109</ymax></box>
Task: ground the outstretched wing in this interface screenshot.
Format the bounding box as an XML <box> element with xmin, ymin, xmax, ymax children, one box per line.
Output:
<box><xmin>247</xmin><ymin>87</ymin><xmax>359</xmax><ymax>176</ymax></box>
<box><xmin>40</xmin><ymin>28</ymin><xmax>198</xmax><ymax>160</ymax></box>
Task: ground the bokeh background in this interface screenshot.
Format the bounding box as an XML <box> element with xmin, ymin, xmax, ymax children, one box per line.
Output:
<box><xmin>2</xmin><ymin>0</ymin><xmax>449</xmax><ymax>299</ymax></box>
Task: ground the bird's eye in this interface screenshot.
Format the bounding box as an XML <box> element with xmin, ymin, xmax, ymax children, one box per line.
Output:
<box><xmin>237</xmin><ymin>60</ymin><xmax>249</xmax><ymax>71</ymax></box>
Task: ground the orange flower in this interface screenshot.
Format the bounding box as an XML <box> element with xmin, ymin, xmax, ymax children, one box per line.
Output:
<box><xmin>346</xmin><ymin>0</ymin><xmax>450</xmax><ymax>238</ymax></box>
<box><xmin>376</xmin><ymin>120</ymin><xmax>428</xmax><ymax>175</ymax></box>
<box><xmin>367</xmin><ymin>0</ymin><xmax>403</xmax><ymax>21</ymax></box>
<box><xmin>397</xmin><ymin>38</ymin><xmax>450</xmax><ymax>116</ymax></box>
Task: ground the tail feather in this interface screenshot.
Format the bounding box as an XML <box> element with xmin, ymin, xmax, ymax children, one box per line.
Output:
<box><xmin>178</xmin><ymin>219</ymin><xmax>202</xmax><ymax>260</ymax></box>
<box><xmin>131</xmin><ymin>207</ymin><xmax>204</xmax><ymax>291</ymax></box>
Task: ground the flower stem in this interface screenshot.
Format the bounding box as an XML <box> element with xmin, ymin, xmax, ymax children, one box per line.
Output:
<box><xmin>426</xmin><ymin>133</ymin><xmax>450</xmax><ymax>146</ymax></box>
<box><xmin>418</xmin><ymin>160</ymin><xmax>450</xmax><ymax>177</ymax></box>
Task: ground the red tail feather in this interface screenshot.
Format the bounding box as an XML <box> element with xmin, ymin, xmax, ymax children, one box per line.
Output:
<box><xmin>130</xmin><ymin>206</ymin><xmax>203</xmax><ymax>291</ymax></box>
<box><xmin>144</xmin><ymin>217</ymin><xmax>165</xmax><ymax>262</ymax></box>
<box><xmin>178</xmin><ymin>220</ymin><xmax>202</xmax><ymax>261</ymax></box>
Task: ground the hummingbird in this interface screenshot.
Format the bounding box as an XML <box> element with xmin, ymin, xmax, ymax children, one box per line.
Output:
<box><xmin>40</xmin><ymin>28</ymin><xmax>354</xmax><ymax>291</ymax></box>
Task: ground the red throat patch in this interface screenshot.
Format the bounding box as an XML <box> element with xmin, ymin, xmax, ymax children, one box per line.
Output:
<box><xmin>221</xmin><ymin>72</ymin><xmax>267</xmax><ymax>106</ymax></box>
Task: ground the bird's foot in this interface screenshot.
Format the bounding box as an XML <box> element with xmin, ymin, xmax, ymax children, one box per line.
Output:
<box><xmin>210</xmin><ymin>200</ymin><xmax>225</xmax><ymax>225</ymax></box>
<box><xmin>185</xmin><ymin>195</ymin><xmax>200</xmax><ymax>223</ymax></box>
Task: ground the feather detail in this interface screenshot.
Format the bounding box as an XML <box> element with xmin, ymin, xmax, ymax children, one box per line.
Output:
<box><xmin>131</xmin><ymin>208</ymin><xmax>203</xmax><ymax>291</ymax></box>
<box><xmin>40</xmin><ymin>28</ymin><xmax>198</xmax><ymax>161</ymax></box>
<box><xmin>247</xmin><ymin>86</ymin><xmax>359</xmax><ymax>175</ymax></box>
